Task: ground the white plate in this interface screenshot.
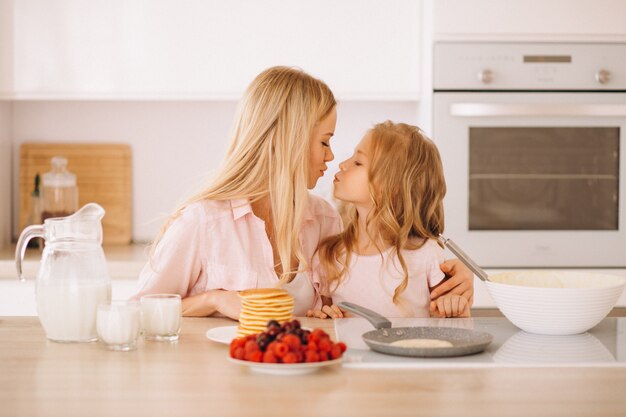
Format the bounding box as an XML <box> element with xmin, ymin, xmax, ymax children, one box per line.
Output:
<box><xmin>206</xmin><ymin>326</ymin><xmax>238</xmax><ymax>344</ymax></box>
<box><xmin>228</xmin><ymin>357</ymin><xmax>342</xmax><ymax>375</ymax></box>
<box><xmin>205</xmin><ymin>325</ymin><xmax>313</xmax><ymax>345</ymax></box>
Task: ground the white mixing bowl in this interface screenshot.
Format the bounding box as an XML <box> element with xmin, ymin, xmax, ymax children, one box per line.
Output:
<box><xmin>484</xmin><ymin>271</ymin><xmax>625</xmax><ymax>335</ymax></box>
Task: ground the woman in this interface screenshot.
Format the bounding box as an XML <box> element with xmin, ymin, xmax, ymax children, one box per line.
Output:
<box><xmin>133</xmin><ymin>66</ymin><xmax>473</xmax><ymax>319</ymax></box>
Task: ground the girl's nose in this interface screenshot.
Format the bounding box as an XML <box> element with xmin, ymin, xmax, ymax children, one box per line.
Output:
<box><xmin>338</xmin><ymin>159</ymin><xmax>347</xmax><ymax>170</ymax></box>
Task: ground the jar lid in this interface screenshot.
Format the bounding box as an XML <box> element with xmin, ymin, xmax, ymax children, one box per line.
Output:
<box><xmin>42</xmin><ymin>156</ymin><xmax>77</xmax><ymax>187</ymax></box>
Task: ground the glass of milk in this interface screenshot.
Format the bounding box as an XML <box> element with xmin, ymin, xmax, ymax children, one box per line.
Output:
<box><xmin>140</xmin><ymin>294</ymin><xmax>182</xmax><ymax>341</ymax></box>
<box><xmin>97</xmin><ymin>301</ymin><xmax>141</xmax><ymax>351</ymax></box>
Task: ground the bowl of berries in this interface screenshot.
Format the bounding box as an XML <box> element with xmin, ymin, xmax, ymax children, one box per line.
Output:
<box><xmin>228</xmin><ymin>319</ymin><xmax>347</xmax><ymax>375</ymax></box>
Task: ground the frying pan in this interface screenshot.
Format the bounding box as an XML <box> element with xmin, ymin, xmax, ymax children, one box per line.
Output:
<box><xmin>337</xmin><ymin>302</ymin><xmax>493</xmax><ymax>358</ymax></box>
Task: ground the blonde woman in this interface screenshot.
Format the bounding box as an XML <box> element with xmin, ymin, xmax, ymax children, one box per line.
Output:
<box><xmin>309</xmin><ymin>121</ymin><xmax>470</xmax><ymax>319</ymax></box>
<box><xmin>134</xmin><ymin>68</ymin><xmax>473</xmax><ymax>320</ymax></box>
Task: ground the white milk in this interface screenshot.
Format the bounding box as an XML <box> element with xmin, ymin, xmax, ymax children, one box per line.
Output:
<box><xmin>96</xmin><ymin>302</ymin><xmax>140</xmax><ymax>350</ymax></box>
<box><xmin>140</xmin><ymin>295</ymin><xmax>181</xmax><ymax>341</ymax></box>
<box><xmin>36</xmin><ymin>280</ymin><xmax>111</xmax><ymax>342</ymax></box>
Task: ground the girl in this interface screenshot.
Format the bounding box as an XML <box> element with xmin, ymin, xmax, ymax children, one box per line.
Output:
<box><xmin>133</xmin><ymin>67</ymin><xmax>473</xmax><ymax>320</ymax></box>
<box><xmin>308</xmin><ymin>121</ymin><xmax>470</xmax><ymax>319</ymax></box>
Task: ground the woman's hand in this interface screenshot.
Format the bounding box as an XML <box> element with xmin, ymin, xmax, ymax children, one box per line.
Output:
<box><xmin>430</xmin><ymin>294</ymin><xmax>471</xmax><ymax>318</ymax></box>
<box><xmin>306</xmin><ymin>304</ymin><xmax>344</xmax><ymax>319</ymax></box>
<box><xmin>182</xmin><ymin>290</ymin><xmax>241</xmax><ymax>320</ymax></box>
<box><xmin>430</xmin><ymin>259</ymin><xmax>475</xmax><ymax>306</ymax></box>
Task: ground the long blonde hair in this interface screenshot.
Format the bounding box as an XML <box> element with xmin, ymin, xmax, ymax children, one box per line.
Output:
<box><xmin>318</xmin><ymin>121</ymin><xmax>446</xmax><ymax>303</ymax></box>
<box><xmin>151</xmin><ymin>66</ymin><xmax>336</xmax><ymax>281</ymax></box>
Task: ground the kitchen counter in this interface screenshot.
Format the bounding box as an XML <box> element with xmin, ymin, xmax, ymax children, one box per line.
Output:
<box><xmin>2</xmin><ymin>316</ymin><xmax>626</xmax><ymax>417</ymax></box>
<box><xmin>1</xmin><ymin>243</ymin><xmax>148</xmax><ymax>280</ymax></box>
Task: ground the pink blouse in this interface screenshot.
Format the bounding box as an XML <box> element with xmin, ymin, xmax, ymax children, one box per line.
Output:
<box><xmin>132</xmin><ymin>194</ymin><xmax>342</xmax><ymax>315</ymax></box>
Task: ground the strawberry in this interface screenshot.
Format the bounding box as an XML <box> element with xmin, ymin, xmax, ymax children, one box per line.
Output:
<box><xmin>330</xmin><ymin>344</ymin><xmax>342</xmax><ymax>360</ymax></box>
<box><xmin>318</xmin><ymin>338</ymin><xmax>332</xmax><ymax>353</ymax></box>
<box><xmin>272</xmin><ymin>342</ymin><xmax>289</xmax><ymax>358</ymax></box>
<box><xmin>246</xmin><ymin>350</ymin><xmax>263</xmax><ymax>362</ymax></box>
<box><xmin>309</xmin><ymin>328</ymin><xmax>327</xmax><ymax>343</ymax></box>
<box><xmin>282</xmin><ymin>334</ymin><xmax>302</xmax><ymax>351</ymax></box>
<box><xmin>283</xmin><ymin>352</ymin><xmax>298</xmax><ymax>363</ymax></box>
<box><xmin>262</xmin><ymin>350</ymin><xmax>278</xmax><ymax>363</ymax></box>
<box><xmin>244</xmin><ymin>340</ymin><xmax>260</xmax><ymax>354</ymax></box>
<box><xmin>234</xmin><ymin>347</ymin><xmax>245</xmax><ymax>360</ymax></box>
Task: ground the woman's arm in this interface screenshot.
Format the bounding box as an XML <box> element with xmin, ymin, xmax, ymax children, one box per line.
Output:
<box><xmin>429</xmin><ymin>259</ymin><xmax>475</xmax><ymax>305</ymax></box>
<box><xmin>182</xmin><ymin>289</ymin><xmax>241</xmax><ymax>320</ymax></box>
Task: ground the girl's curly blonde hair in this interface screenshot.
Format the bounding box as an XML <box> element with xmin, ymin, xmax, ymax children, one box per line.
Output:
<box><xmin>318</xmin><ymin>121</ymin><xmax>446</xmax><ymax>303</ymax></box>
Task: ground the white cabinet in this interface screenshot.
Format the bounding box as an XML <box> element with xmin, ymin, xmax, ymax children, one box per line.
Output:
<box><xmin>0</xmin><ymin>0</ymin><xmax>13</xmax><ymax>97</ymax></box>
<box><xmin>431</xmin><ymin>0</ymin><xmax>626</xmax><ymax>40</ymax></box>
<box><xmin>9</xmin><ymin>0</ymin><xmax>421</xmax><ymax>100</ymax></box>
<box><xmin>0</xmin><ymin>279</ymin><xmax>139</xmax><ymax>316</ymax></box>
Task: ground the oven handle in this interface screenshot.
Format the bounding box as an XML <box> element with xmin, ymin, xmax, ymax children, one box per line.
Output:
<box><xmin>450</xmin><ymin>103</ymin><xmax>626</xmax><ymax>117</ymax></box>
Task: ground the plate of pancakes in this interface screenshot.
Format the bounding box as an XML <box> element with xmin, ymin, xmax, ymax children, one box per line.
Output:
<box><xmin>206</xmin><ymin>288</ymin><xmax>295</xmax><ymax>344</ymax></box>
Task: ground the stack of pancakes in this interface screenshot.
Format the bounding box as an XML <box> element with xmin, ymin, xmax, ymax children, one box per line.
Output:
<box><xmin>237</xmin><ymin>288</ymin><xmax>295</xmax><ymax>337</ymax></box>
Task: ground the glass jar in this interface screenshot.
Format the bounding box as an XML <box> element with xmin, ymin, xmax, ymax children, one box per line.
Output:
<box><xmin>41</xmin><ymin>156</ymin><xmax>78</xmax><ymax>221</ymax></box>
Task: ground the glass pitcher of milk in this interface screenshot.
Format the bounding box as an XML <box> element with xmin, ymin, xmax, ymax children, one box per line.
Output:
<box><xmin>15</xmin><ymin>203</ymin><xmax>111</xmax><ymax>342</ymax></box>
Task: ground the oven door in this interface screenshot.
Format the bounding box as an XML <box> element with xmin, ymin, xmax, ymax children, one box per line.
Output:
<box><xmin>433</xmin><ymin>92</ymin><xmax>626</xmax><ymax>267</ymax></box>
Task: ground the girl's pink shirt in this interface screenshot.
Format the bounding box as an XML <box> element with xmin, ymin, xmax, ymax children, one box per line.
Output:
<box><xmin>132</xmin><ymin>194</ymin><xmax>342</xmax><ymax>314</ymax></box>
<box><xmin>312</xmin><ymin>239</ymin><xmax>445</xmax><ymax>318</ymax></box>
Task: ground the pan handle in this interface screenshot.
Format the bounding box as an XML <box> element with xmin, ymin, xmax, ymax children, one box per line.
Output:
<box><xmin>337</xmin><ymin>302</ymin><xmax>392</xmax><ymax>329</ymax></box>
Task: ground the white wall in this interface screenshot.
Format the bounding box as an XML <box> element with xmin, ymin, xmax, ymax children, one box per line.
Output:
<box><xmin>0</xmin><ymin>102</ymin><xmax>11</xmax><ymax>250</ymax></box>
<box><xmin>11</xmin><ymin>100</ymin><xmax>419</xmax><ymax>242</ymax></box>
<box><xmin>0</xmin><ymin>0</ymin><xmax>14</xmax><ymax>249</ymax></box>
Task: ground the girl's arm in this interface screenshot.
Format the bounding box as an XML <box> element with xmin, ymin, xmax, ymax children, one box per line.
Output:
<box><xmin>182</xmin><ymin>290</ymin><xmax>241</xmax><ymax>320</ymax></box>
<box><xmin>429</xmin><ymin>294</ymin><xmax>471</xmax><ymax>318</ymax></box>
<box><xmin>306</xmin><ymin>296</ymin><xmax>344</xmax><ymax>319</ymax></box>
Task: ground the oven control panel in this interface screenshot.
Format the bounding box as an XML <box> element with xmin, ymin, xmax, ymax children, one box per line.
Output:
<box><xmin>433</xmin><ymin>42</ymin><xmax>626</xmax><ymax>91</ymax></box>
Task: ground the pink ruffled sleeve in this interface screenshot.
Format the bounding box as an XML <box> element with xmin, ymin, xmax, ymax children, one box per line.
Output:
<box><xmin>131</xmin><ymin>204</ymin><xmax>208</xmax><ymax>300</ymax></box>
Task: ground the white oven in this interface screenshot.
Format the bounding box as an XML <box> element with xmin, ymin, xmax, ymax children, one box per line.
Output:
<box><xmin>433</xmin><ymin>42</ymin><xmax>626</xmax><ymax>268</ymax></box>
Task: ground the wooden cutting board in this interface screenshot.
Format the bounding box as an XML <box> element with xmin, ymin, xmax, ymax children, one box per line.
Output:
<box><xmin>20</xmin><ymin>143</ymin><xmax>132</xmax><ymax>245</ymax></box>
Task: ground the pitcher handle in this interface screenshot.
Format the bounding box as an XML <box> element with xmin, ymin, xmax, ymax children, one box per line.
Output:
<box><xmin>15</xmin><ymin>225</ymin><xmax>45</xmax><ymax>282</ymax></box>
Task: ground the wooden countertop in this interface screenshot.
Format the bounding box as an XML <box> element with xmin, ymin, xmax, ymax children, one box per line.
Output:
<box><xmin>1</xmin><ymin>316</ymin><xmax>626</xmax><ymax>417</ymax></box>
